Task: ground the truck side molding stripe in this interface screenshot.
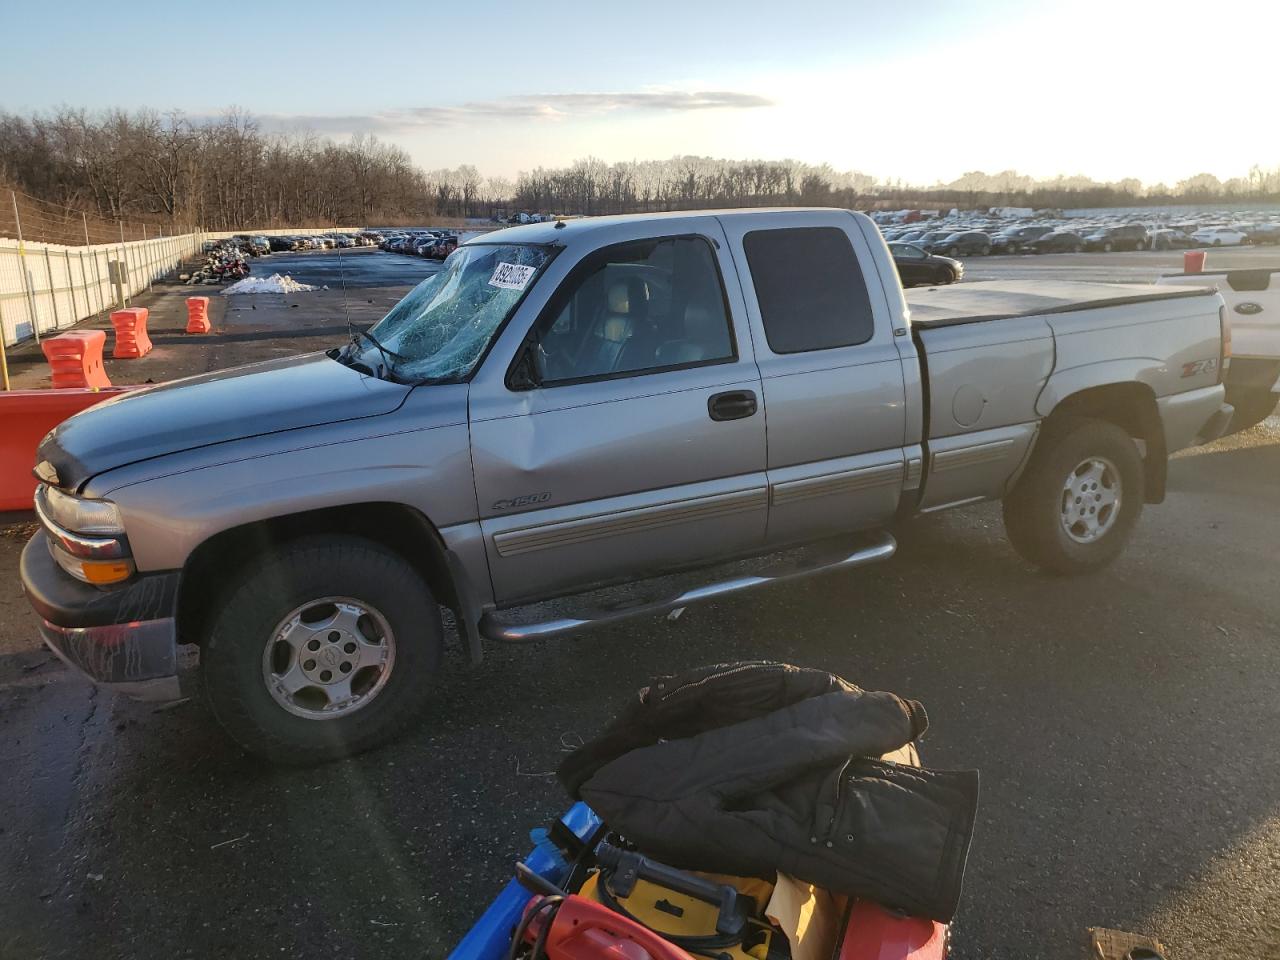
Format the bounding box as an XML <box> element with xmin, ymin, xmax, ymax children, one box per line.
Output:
<box><xmin>769</xmin><ymin>461</ymin><xmax>904</xmax><ymax>506</ymax></box>
<box><xmin>930</xmin><ymin>437</ymin><xmax>1017</xmax><ymax>473</ymax></box>
<box><xmin>493</xmin><ymin>487</ymin><xmax>769</xmax><ymax>558</ymax></box>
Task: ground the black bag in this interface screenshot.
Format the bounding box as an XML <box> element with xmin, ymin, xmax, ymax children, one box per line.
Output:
<box><xmin>562</xmin><ymin>663</ymin><xmax>977</xmax><ymax>923</ymax></box>
<box><xmin>558</xmin><ymin>661</ymin><xmax>925</xmax><ymax>796</ymax></box>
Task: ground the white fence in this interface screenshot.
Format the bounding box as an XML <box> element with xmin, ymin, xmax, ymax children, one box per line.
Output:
<box><xmin>0</xmin><ymin>226</ymin><xmax>362</xmax><ymax>349</ymax></box>
<box><xmin>0</xmin><ymin>232</ymin><xmax>204</xmax><ymax>348</ymax></box>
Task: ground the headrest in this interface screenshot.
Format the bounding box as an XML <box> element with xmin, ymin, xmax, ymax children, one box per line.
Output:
<box><xmin>606</xmin><ymin>280</ymin><xmax>631</xmax><ymax>315</ymax></box>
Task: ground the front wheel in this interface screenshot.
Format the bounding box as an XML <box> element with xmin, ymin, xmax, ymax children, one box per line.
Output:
<box><xmin>1003</xmin><ymin>417</ymin><xmax>1145</xmax><ymax>575</ymax></box>
<box><xmin>202</xmin><ymin>536</ymin><xmax>443</xmax><ymax>763</ymax></box>
<box><xmin>1134</xmin><ymin>240</ymin><xmax>1146</xmax><ymax>251</ymax></box>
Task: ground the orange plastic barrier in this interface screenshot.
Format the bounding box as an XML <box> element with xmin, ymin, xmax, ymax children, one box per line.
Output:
<box><xmin>0</xmin><ymin>387</ymin><xmax>137</xmax><ymax>512</ymax></box>
<box><xmin>40</xmin><ymin>330</ymin><xmax>111</xmax><ymax>389</ymax></box>
<box><xmin>186</xmin><ymin>296</ymin><xmax>211</xmax><ymax>334</ymax></box>
<box><xmin>110</xmin><ymin>307</ymin><xmax>153</xmax><ymax>358</ymax></box>
<box><xmin>1184</xmin><ymin>250</ymin><xmax>1206</xmax><ymax>274</ymax></box>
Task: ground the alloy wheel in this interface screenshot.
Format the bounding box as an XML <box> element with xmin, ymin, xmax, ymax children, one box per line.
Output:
<box><xmin>1060</xmin><ymin>457</ymin><xmax>1122</xmax><ymax>544</ymax></box>
<box><xmin>261</xmin><ymin>597</ymin><xmax>396</xmax><ymax>719</ymax></box>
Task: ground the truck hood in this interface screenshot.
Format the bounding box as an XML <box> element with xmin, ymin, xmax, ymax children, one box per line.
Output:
<box><xmin>37</xmin><ymin>352</ymin><xmax>413</xmax><ymax>490</ymax></box>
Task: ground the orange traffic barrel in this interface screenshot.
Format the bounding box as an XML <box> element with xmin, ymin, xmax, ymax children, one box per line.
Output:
<box><xmin>186</xmin><ymin>296</ymin><xmax>211</xmax><ymax>334</ymax></box>
<box><xmin>110</xmin><ymin>307</ymin><xmax>153</xmax><ymax>358</ymax></box>
<box><xmin>1184</xmin><ymin>250</ymin><xmax>1206</xmax><ymax>274</ymax></box>
<box><xmin>41</xmin><ymin>330</ymin><xmax>112</xmax><ymax>389</ymax></box>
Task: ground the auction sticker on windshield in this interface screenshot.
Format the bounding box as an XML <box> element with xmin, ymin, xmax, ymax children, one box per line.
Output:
<box><xmin>489</xmin><ymin>262</ymin><xmax>537</xmax><ymax>290</ymax></box>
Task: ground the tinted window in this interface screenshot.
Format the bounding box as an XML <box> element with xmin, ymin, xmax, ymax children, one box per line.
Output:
<box><xmin>529</xmin><ymin>235</ymin><xmax>734</xmax><ymax>385</ymax></box>
<box><xmin>743</xmin><ymin>227</ymin><xmax>875</xmax><ymax>354</ymax></box>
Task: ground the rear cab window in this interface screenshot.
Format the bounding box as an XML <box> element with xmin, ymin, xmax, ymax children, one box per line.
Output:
<box><xmin>742</xmin><ymin>227</ymin><xmax>876</xmax><ymax>353</ymax></box>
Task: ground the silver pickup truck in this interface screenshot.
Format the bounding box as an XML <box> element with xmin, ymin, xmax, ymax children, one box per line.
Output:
<box><xmin>21</xmin><ymin>209</ymin><xmax>1232</xmax><ymax>762</ymax></box>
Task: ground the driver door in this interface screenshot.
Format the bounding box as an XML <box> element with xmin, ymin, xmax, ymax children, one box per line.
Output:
<box><xmin>467</xmin><ymin>223</ymin><xmax>767</xmax><ymax>605</ymax></box>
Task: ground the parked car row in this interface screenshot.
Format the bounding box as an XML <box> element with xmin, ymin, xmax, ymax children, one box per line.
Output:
<box><xmin>878</xmin><ymin>209</ymin><xmax>1280</xmax><ymax>257</ymax></box>
<box><xmin>213</xmin><ymin>233</ymin><xmax>380</xmax><ymax>255</ymax></box>
<box><xmin>377</xmin><ymin>229</ymin><xmax>461</xmax><ymax>260</ymax></box>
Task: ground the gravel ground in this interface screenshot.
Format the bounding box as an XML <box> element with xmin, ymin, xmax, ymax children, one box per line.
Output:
<box><xmin>2</xmin><ymin>245</ymin><xmax>1278</xmax><ymax>960</ymax></box>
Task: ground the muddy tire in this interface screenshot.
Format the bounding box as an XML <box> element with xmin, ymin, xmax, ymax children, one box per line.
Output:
<box><xmin>202</xmin><ymin>536</ymin><xmax>442</xmax><ymax>764</ymax></box>
<box><xmin>1003</xmin><ymin>417</ymin><xmax>1145</xmax><ymax>575</ymax></box>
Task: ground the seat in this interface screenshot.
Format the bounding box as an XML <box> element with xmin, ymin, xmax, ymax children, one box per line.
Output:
<box><xmin>580</xmin><ymin>279</ymin><xmax>638</xmax><ymax>375</ymax></box>
<box><xmin>654</xmin><ymin>300</ymin><xmax>728</xmax><ymax>366</ymax></box>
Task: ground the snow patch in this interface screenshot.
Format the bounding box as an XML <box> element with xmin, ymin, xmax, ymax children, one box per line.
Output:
<box><xmin>221</xmin><ymin>273</ymin><xmax>318</xmax><ymax>295</ymax></box>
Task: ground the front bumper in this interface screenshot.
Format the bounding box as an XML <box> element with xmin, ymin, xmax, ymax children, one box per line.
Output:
<box><xmin>20</xmin><ymin>531</ymin><xmax>182</xmax><ymax>700</ymax></box>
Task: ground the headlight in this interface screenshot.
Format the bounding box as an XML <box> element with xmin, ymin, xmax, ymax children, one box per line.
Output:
<box><xmin>34</xmin><ymin>485</ymin><xmax>133</xmax><ymax>586</ymax></box>
<box><xmin>38</xmin><ymin>484</ymin><xmax>125</xmax><ymax>535</ymax></box>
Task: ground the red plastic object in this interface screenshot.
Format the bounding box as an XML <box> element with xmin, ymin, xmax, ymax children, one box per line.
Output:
<box><xmin>524</xmin><ymin>895</ymin><xmax>695</xmax><ymax>960</ymax></box>
<box><xmin>186</xmin><ymin>296</ymin><xmax>211</xmax><ymax>334</ymax></box>
<box><xmin>836</xmin><ymin>900</ymin><xmax>947</xmax><ymax>960</ymax></box>
<box><xmin>0</xmin><ymin>387</ymin><xmax>137</xmax><ymax>512</ymax></box>
<box><xmin>40</xmin><ymin>330</ymin><xmax>111</xmax><ymax>389</ymax></box>
<box><xmin>110</xmin><ymin>307</ymin><xmax>153</xmax><ymax>358</ymax></box>
<box><xmin>1184</xmin><ymin>250</ymin><xmax>1206</xmax><ymax>274</ymax></box>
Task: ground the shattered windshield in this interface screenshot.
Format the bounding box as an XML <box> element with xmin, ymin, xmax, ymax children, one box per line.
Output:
<box><xmin>345</xmin><ymin>243</ymin><xmax>554</xmax><ymax>382</ymax></box>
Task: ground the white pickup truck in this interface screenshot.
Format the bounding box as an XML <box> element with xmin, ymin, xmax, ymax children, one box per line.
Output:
<box><xmin>1158</xmin><ymin>266</ymin><xmax>1280</xmax><ymax>430</ymax></box>
<box><xmin>23</xmin><ymin>208</ymin><xmax>1233</xmax><ymax>761</ymax></box>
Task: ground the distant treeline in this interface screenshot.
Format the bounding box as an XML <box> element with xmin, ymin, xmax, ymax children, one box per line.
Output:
<box><xmin>0</xmin><ymin>108</ymin><xmax>502</xmax><ymax>230</ymax></box>
<box><xmin>1</xmin><ymin>107</ymin><xmax>1277</xmax><ymax>230</ymax></box>
<box><xmin>512</xmin><ymin>160</ymin><xmax>1280</xmax><ymax>217</ymax></box>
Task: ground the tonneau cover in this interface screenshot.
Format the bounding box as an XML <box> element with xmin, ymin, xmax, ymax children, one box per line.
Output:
<box><xmin>906</xmin><ymin>280</ymin><xmax>1212</xmax><ymax>327</ymax></box>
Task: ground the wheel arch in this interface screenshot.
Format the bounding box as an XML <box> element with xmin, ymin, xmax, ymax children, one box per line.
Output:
<box><xmin>177</xmin><ymin>502</ymin><xmax>482</xmax><ymax>659</ymax></box>
<box><xmin>1039</xmin><ymin>381</ymin><xmax>1166</xmax><ymax>503</ymax></box>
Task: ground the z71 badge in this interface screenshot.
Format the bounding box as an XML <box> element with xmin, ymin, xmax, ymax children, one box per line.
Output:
<box><xmin>491</xmin><ymin>492</ymin><xmax>551</xmax><ymax>511</ymax></box>
<box><xmin>1181</xmin><ymin>358</ymin><xmax>1218</xmax><ymax>378</ymax></box>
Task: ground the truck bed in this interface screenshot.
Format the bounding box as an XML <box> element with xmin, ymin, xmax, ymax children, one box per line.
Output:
<box><xmin>905</xmin><ymin>280</ymin><xmax>1213</xmax><ymax>327</ymax></box>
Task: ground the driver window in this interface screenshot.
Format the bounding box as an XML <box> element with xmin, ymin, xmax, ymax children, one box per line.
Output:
<box><xmin>529</xmin><ymin>236</ymin><xmax>734</xmax><ymax>385</ymax></box>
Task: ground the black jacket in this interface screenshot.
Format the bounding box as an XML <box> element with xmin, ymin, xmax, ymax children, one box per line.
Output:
<box><xmin>560</xmin><ymin>663</ymin><xmax>978</xmax><ymax>922</ymax></box>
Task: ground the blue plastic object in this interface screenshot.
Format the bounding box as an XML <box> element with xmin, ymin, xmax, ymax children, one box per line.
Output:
<box><xmin>447</xmin><ymin>802</ymin><xmax>603</xmax><ymax>960</ymax></box>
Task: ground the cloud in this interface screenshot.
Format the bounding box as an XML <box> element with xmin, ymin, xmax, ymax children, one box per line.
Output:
<box><xmin>260</xmin><ymin>90</ymin><xmax>772</xmax><ymax>134</ymax></box>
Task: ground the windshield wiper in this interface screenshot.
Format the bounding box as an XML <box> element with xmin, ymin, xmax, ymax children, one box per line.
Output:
<box><xmin>355</xmin><ymin>328</ymin><xmax>405</xmax><ymax>367</ymax></box>
<box><xmin>341</xmin><ymin>328</ymin><xmax>411</xmax><ymax>381</ymax></box>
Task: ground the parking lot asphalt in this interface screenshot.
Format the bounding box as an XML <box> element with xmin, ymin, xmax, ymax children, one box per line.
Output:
<box><xmin>2</xmin><ymin>245</ymin><xmax>1279</xmax><ymax>960</ymax></box>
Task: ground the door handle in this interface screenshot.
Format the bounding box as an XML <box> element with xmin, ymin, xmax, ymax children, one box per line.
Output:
<box><xmin>708</xmin><ymin>390</ymin><xmax>758</xmax><ymax>422</ymax></box>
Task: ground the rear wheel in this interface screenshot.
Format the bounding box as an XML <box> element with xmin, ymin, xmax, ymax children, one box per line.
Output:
<box><xmin>202</xmin><ymin>535</ymin><xmax>443</xmax><ymax>763</ymax></box>
<box><xmin>1135</xmin><ymin>240</ymin><xmax>1146</xmax><ymax>251</ymax></box>
<box><xmin>1003</xmin><ymin>417</ymin><xmax>1145</xmax><ymax>575</ymax></box>
<box><xmin>1102</xmin><ymin>241</ymin><xmax>1113</xmax><ymax>253</ymax></box>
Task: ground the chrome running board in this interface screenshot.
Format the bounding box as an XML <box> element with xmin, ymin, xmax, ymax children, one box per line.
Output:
<box><xmin>480</xmin><ymin>530</ymin><xmax>897</xmax><ymax>642</ymax></box>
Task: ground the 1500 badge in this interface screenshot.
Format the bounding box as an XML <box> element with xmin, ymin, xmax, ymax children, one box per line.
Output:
<box><xmin>492</xmin><ymin>492</ymin><xmax>551</xmax><ymax>511</ymax></box>
<box><xmin>1181</xmin><ymin>358</ymin><xmax>1219</xmax><ymax>378</ymax></box>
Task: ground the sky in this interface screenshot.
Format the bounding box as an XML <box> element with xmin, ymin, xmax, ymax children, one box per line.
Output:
<box><xmin>3</xmin><ymin>0</ymin><xmax>1278</xmax><ymax>186</ymax></box>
